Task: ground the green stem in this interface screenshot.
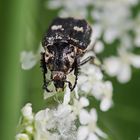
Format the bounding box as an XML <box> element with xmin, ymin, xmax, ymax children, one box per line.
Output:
<box><xmin>0</xmin><ymin>0</ymin><xmax>39</xmax><ymax>140</ymax></box>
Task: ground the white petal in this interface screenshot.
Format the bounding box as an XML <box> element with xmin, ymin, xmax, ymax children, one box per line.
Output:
<box><xmin>87</xmin><ymin>133</ymin><xmax>99</xmax><ymax>140</ymax></box>
<box><xmin>21</xmin><ymin>103</ymin><xmax>33</xmax><ymax>121</ymax></box>
<box><xmin>94</xmin><ymin>67</ymin><xmax>103</xmax><ymax>80</ymax></box>
<box><xmin>77</xmin><ymin>126</ymin><xmax>89</xmax><ymax>140</ymax></box>
<box><xmin>80</xmin><ymin>97</ymin><xmax>89</xmax><ymax>107</ymax></box>
<box><xmin>134</xmin><ymin>35</ymin><xmax>140</xmax><ymax>47</ymax></box>
<box><xmin>127</xmin><ymin>0</ymin><xmax>139</xmax><ymax>5</ymax></box>
<box><xmin>104</xmin><ymin>57</ymin><xmax>121</xmax><ymax>76</ymax></box>
<box><xmin>120</xmin><ymin>34</ymin><xmax>132</xmax><ymax>49</ymax></box>
<box><xmin>78</xmin><ymin>75</ymin><xmax>88</xmax><ymax>85</ymax></box>
<box><xmin>91</xmin><ymin>24</ymin><xmax>102</xmax><ymax>39</ymax></box>
<box><xmin>130</xmin><ymin>55</ymin><xmax>140</xmax><ymax>68</ymax></box>
<box><xmin>16</xmin><ymin>133</ymin><xmax>30</xmax><ymax>140</ymax></box>
<box><xmin>104</xmin><ymin>81</ymin><xmax>113</xmax><ymax>92</ymax></box>
<box><xmin>25</xmin><ymin>126</ymin><xmax>34</xmax><ymax>135</ymax></box>
<box><xmin>74</xmin><ymin>85</ymin><xmax>79</xmax><ymax>99</ymax></box>
<box><xmin>79</xmin><ymin>109</ymin><xmax>90</xmax><ymax>125</ymax></box>
<box><xmin>90</xmin><ymin>109</ymin><xmax>98</xmax><ymax>122</ymax></box>
<box><xmin>48</xmin><ymin>0</ymin><xmax>62</xmax><ymax>9</ymax></box>
<box><xmin>91</xmin><ymin>10</ymin><xmax>101</xmax><ymax>21</ymax></box>
<box><xmin>117</xmin><ymin>64</ymin><xmax>131</xmax><ymax>83</ymax></box>
<box><xmin>63</xmin><ymin>84</ymin><xmax>71</xmax><ymax>105</ymax></box>
<box><xmin>104</xmin><ymin>81</ymin><xmax>113</xmax><ymax>97</ymax></box>
<box><xmin>103</xmin><ymin>28</ymin><xmax>119</xmax><ymax>43</ymax></box>
<box><xmin>20</xmin><ymin>51</ymin><xmax>37</xmax><ymax>70</ymax></box>
<box><xmin>95</xmin><ymin>127</ymin><xmax>107</xmax><ymax>138</ymax></box>
<box><xmin>35</xmin><ymin>108</ymin><xmax>50</xmax><ymax>121</ymax></box>
<box><xmin>55</xmin><ymin>104</ymin><xmax>72</xmax><ymax>118</ymax></box>
<box><xmin>100</xmin><ymin>98</ymin><xmax>112</xmax><ymax>111</ymax></box>
<box><xmin>94</xmin><ymin>41</ymin><xmax>104</xmax><ymax>54</ymax></box>
<box><xmin>81</xmin><ymin>82</ymin><xmax>92</xmax><ymax>93</ymax></box>
<box><xmin>92</xmin><ymin>81</ymin><xmax>104</xmax><ymax>99</ymax></box>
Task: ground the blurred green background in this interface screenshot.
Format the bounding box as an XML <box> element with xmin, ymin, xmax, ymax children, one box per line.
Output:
<box><xmin>0</xmin><ymin>0</ymin><xmax>140</xmax><ymax>140</ymax></box>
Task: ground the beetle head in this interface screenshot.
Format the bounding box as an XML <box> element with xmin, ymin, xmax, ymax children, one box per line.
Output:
<box><xmin>52</xmin><ymin>71</ymin><xmax>66</xmax><ymax>90</ymax></box>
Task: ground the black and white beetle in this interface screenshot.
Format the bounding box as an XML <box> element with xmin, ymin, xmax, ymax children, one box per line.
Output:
<box><xmin>41</xmin><ymin>17</ymin><xmax>93</xmax><ymax>92</ymax></box>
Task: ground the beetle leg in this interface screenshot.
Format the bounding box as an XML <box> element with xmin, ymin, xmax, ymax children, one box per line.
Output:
<box><xmin>78</xmin><ymin>39</ymin><xmax>98</xmax><ymax>66</ymax></box>
<box><xmin>79</xmin><ymin>56</ymin><xmax>94</xmax><ymax>66</ymax></box>
<box><xmin>64</xmin><ymin>80</ymin><xmax>73</xmax><ymax>91</ymax></box>
<box><xmin>40</xmin><ymin>52</ymin><xmax>51</xmax><ymax>92</ymax></box>
<box><xmin>80</xmin><ymin>55</ymin><xmax>104</xmax><ymax>72</ymax></box>
<box><xmin>72</xmin><ymin>60</ymin><xmax>80</xmax><ymax>91</ymax></box>
<box><xmin>42</xmin><ymin>81</ymin><xmax>52</xmax><ymax>92</ymax></box>
<box><xmin>68</xmin><ymin>57</ymin><xmax>80</xmax><ymax>91</ymax></box>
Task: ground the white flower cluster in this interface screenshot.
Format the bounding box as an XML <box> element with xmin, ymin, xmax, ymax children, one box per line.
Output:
<box><xmin>19</xmin><ymin>47</ymin><xmax>113</xmax><ymax>140</ymax></box>
<box><xmin>18</xmin><ymin>50</ymin><xmax>113</xmax><ymax>139</ymax></box>
<box><xmin>16</xmin><ymin>97</ymin><xmax>107</xmax><ymax>140</ymax></box>
<box><xmin>35</xmin><ymin>104</ymin><xmax>76</xmax><ymax>140</ymax></box>
<box><xmin>17</xmin><ymin>54</ymin><xmax>112</xmax><ymax>139</ymax></box>
<box><xmin>16</xmin><ymin>103</ymin><xmax>34</xmax><ymax>140</ymax></box>
<box><xmin>78</xmin><ymin>62</ymin><xmax>113</xmax><ymax>112</ymax></box>
<box><xmin>104</xmin><ymin>47</ymin><xmax>140</xmax><ymax>83</ymax></box>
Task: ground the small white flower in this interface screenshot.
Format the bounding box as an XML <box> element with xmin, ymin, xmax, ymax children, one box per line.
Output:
<box><xmin>92</xmin><ymin>81</ymin><xmax>113</xmax><ymax>111</ymax></box>
<box><xmin>94</xmin><ymin>41</ymin><xmax>104</xmax><ymax>54</ymax></box>
<box><xmin>100</xmin><ymin>97</ymin><xmax>113</xmax><ymax>112</ymax></box>
<box><xmin>117</xmin><ymin>63</ymin><xmax>131</xmax><ymax>83</ymax></box>
<box><xmin>90</xmin><ymin>24</ymin><xmax>103</xmax><ymax>41</ymax></box>
<box><xmin>47</xmin><ymin>0</ymin><xmax>62</xmax><ymax>9</ymax></box>
<box><xmin>20</xmin><ymin>51</ymin><xmax>37</xmax><ymax>70</ymax></box>
<box><xmin>16</xmin><ymin>133</ymin><xmax>30</xmax><ymax>140</ymax></box>
<box><xmin>104</xmin><ymin>47</ymin><xmax>140</xmax><ymax>83</ymax></box>
<box><xmin>134</xmin><ymin>35</ymin><xmax>140</xmax><ymax>47</ymax></box>
<box><xmin>78</xmin><ymin>109</ymin><xmax>107</xmax><ymax>140</ymax></box>
<box><xmin>35</xmin><ymin>108</ymin><xmax>55</xmax><ymax>140</ymax></box>
<box><xmin>79</xmin><ymin>109</ymin><xmax>97</xmax><ymax>125</ymax></box>
<box><xmin>129</xmin><ymin>54</ymin><xmax>140</xmax><ymax>68</ymax></box>
<box><xmin>87</xmin><ymin>133</ymin><xmax>99</xmax><ymax>140</ymax></box>
<box><xmin>21</xmin><ymin>103</ymin><xmax>34</xmax><ymax>121</ymax></box>
<box><xmin>35</xmin><ymin>104</ymin><xmax>76</xmax><ymax>140</ymax></box>
<box><xmin>63</xmin><ymin>84</ymin><xmax>71</xmax><ymax>105</ymax></box>
<box><xmin>79</xmin><ymin>109</ymin><xmax>91</xmax><ymax>125</ymax></box>
<box><xmin>72</xmin><ymin>97</ymin><xmax>89</xmax><ymax>116</ymax></box>
<box><xmin>120</xmin><ymin>34</ymin><xmax>133</xmax><ymax>49</ymax></box>
<box><xmin>25</xmin><ymin>125</ymin><xmax>34</xmax><ymax>135</ymax></box>
<box><xmin>48</xmin><ymin>0</ymin><xmax>92</xmax><ymax>10</ymax></box>
<box><xmin>104</xmin><ymin>56</ymin><xmax>121</xmax><ymax>77</ymax></box>
<box><xmin>103</xmin><ymin>28</ymin><xmax>120</xmax><ymax>44</ymax></box>
<box><xmin>80</xmin><ymin>97</ymin><xmax>89</xmax><ymax>107</ymax></box>
<box><xmin>77</xmin><ymin>62</ymin><xmax>113</xmax><ymax>111</ymax></box>
<box><xmin>77</xmin><ymin>126</ymin><xmax>89</xmax><ymax>140</ymax></box>
<box><xmin>74</xmin><ymin>85</ymin><xmax>79</xmax><ymax>99</ymax></box>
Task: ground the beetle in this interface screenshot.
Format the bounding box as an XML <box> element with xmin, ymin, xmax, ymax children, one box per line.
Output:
<box><xmin>41</xmin><ymin>17</ymin><xmax>93</xmax><ymax>92</ymax></box>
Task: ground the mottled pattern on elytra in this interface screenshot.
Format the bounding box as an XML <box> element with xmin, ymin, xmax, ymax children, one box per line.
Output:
<box><xmin>42</xmin><ymin>17</ymin><xmax>92</xmax><ymax>50</ymax></box>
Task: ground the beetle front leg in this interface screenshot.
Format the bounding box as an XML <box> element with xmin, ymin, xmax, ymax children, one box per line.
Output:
<box><xmin>68</xmin><ymin>58</ymin><xmax>80</xmax><ymax>91</ymax></box>
<box><xmin>40</xmin><ymin>52</ymin><xmax>51</xmax><ymax>92</ymax></box>
<box><xmin>79</xmin><ymin>56</ymin><xmax>94</xmax><ymax>66</ymax></box>
<box><xmin>64</xmin><ymin>80</ymin><xmax>73</xmax><ymax>91</ymax></box>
